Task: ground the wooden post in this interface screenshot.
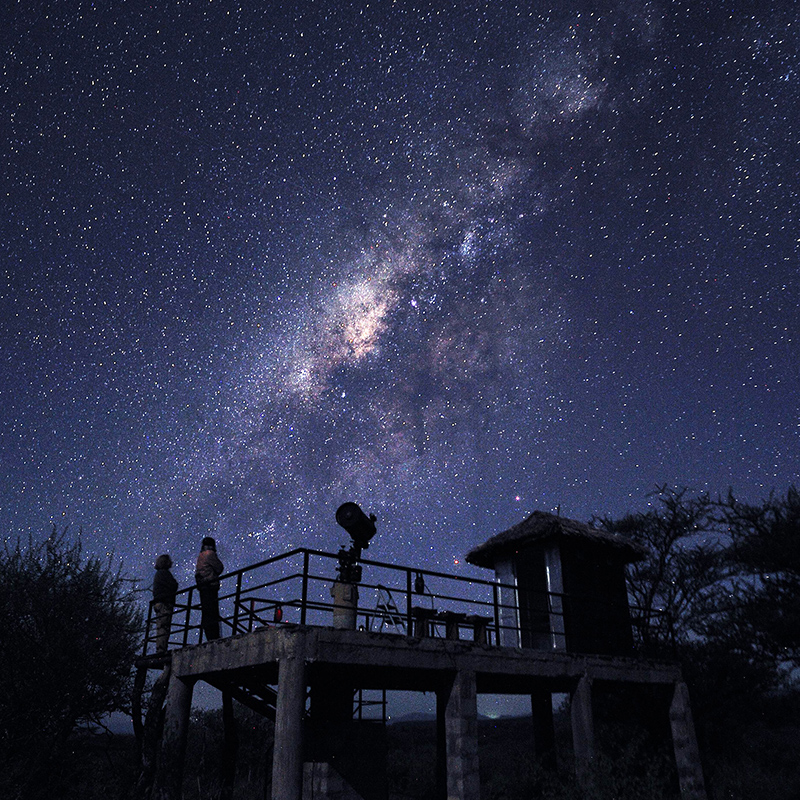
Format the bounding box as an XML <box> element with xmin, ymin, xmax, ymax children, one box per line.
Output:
<box><xmin>571</xmin><ymin>675</ymin><xmax>594</xmax><ymax>783</ymax></box>
<box><xmin>272</xmin><ymin>656</ymin><xmax>306</xmax><ymax>800</ymax></box>
<box><xmin>670</xmin><ymin>681</ymin><xmax>708</xmax><ymax>800</ymax></box>
<box><xmin>444</xmin><ymin>670</ymin><xmax>480</xmax><ymax>800</ymax></box>
<box><xmin>151</xmin><ymin>671</ymin><xmax>193</xmax><ymax>800</ymax></box>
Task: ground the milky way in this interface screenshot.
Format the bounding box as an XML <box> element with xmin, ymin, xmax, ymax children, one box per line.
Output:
<box><xmin>2</xmin><ymin>1</ymin><xmax>798</xmax><ymax>591</ymax></box>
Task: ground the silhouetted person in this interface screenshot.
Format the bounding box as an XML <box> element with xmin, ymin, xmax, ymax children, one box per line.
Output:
<box><xmin>195</xmin><ymin>536</ymin><xmax>223</xmax><ymax>640</ymax></box>
<box><xmin>152</xmin><ymin>554</ymin><xmax>178</xmax><ymax>654</ymax></box>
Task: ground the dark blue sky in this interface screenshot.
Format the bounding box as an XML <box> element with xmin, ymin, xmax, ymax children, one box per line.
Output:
<box><xmin>2</xmin><ymin>0</ymin><xmax>798</xmax><ymax>590</ymax></box>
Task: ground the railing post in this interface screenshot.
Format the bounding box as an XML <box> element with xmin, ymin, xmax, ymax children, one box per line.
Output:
<box><xmin>144</xmin><ymin>600</ymin><xmax>153</xmax><ymax>656</ymax></box>
<box><xmin>492</xmin><ymin>582</ymin><xmax>500</xmax><ymax>647</ymax></box>
<box><xmin>300</xmin><ymin>551</ymin><xmax>309</xmax><ymax>625</ymax></box>
<box><xmin>405</xmin><ymin>568</ymin><xmax>413</xmax><ymax>632</ymax></box>
<box><xmin>233</xmin><ymin>572</ymin><xmax>243</xmax><ymax>633</ymax></box>
<box><xmin>184</xmin><ymin>587</ymin><xmax>193</xmax><ymax>647</ymax></box>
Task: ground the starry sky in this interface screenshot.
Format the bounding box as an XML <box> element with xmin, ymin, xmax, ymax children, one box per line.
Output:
<box><xmin>2</xmin><ymin>0</ymin><xmax>798</xmax><ymax>591</ymax></box>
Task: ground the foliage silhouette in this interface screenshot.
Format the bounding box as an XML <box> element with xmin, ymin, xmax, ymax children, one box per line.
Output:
<box><xmin>596</xmin><ymin>485</ymin><xmax>800</xmax><ymax>800</ymax></box>
<box><xmin>0</xmin><ymin>527</ymin><xmax>141</xmax><ymax>800</ymax></box>
<box><xmin>720</xmin><ymin>485</ymin><xmax>800</xmax><ymax>666</ymax></box>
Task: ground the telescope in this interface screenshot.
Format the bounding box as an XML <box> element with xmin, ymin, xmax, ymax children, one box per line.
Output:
<box><xmin>335</xmin><ymin>502</ymin><xmax>377</xmax><ymax>550</ymax></box>
<box><xmin>334</xmin><ymin>502</ymin><xmax>376</xmax><ymax>584</ymax></box>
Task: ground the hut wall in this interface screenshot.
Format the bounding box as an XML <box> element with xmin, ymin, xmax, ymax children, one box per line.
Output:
<box><xmin>494</xmin><ymin>558</ymin><xmax>521</xmax><ymax>648</ymax></box>
<box><xmin>515</xmin><ymin>545</ymin><xmax>552</xmax><ymax>650</ymax></box>
<box><xmin>559</xmin><ymin>540</ymin><xmax>634</xmax><ymax>655</ymax></box>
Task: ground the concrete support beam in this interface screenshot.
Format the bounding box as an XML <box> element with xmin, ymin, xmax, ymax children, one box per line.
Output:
<box><xmin>221</xmin><ymin>692</ymin><xmax>238</xmax><ymax>800</ymax></box>
<box><xmin>136</xmin><ymin>662</ymin><xmax>172</xmax><ymax>795</ymax></box>
<box><xmin>531</xmin><ymin>689</ymin><xmax>555</xmax><ymax>767</ymax></box>
<box><xmin>436</xmin><ymin>689</ymin><xmax>447</xmax><ymax>800</ymax></box>
<box><xmin>151</xmin><ymin>671</ymin><xmax>194</xmax><ymax>800</ymax></box>
<box><xmin>571</xmin><ymin>675</ymin><xmax>595</xmax><ymax>783</ymax></box>
<box><xmin>444</xmin><ymin>670</ymin><xmax>480</xmax><ymax>800</ymax></box>
<box><xmin>272</xmin><ymin>656</ymin><xmax>307</xmax><ymax>800</ymax></box>
<box><xmin>669</xmin><ymin>681</ymin><xmax>708</xmax><ymax>800</ymax></box>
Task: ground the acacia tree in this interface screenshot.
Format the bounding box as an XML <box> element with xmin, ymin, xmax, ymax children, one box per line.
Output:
<box><xmin>592</xmin><ymin>486</ymin><xmax>729</xmax><ymax>655</ymax></box>
<box><xmin>592</xmin><ymin>486</ymin><xmax>797</xmax><ymax>675</ymax></box>
<box><xmin>0</xmin><ymin>527</ymin><xmax>141</xmax><ymax>799</ymax></box>
<box><xmin>718</xmin><ymin>486</ymin><xmax>800</xmax><ymax>667</ymax></box>
<box><xmin>594</xmin><ymin>487</ymin><xmax>800</xmax><ymax>797</ymax></box>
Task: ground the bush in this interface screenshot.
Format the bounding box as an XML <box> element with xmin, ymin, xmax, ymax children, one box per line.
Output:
<box><xmin>0</xmin><ymin>528</ymin><xmax>141</xmax><ymax>800</ymax></box>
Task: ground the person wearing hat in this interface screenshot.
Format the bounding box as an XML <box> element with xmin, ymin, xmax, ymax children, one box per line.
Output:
<box><xmin>195</xmin><ymin>537</ymin><xmax>224</xmax><ymax>640</ymax></box>
<box><xmin>152</xmin><ymin>554</ymin><xmax>178</xmax><ymax>654</ymax></box>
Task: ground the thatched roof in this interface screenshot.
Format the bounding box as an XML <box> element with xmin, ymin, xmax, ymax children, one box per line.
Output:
<box><xmin>465</xmin><ymin>510</ymin><xmax>648</xmax><ymax>569</ymax></box>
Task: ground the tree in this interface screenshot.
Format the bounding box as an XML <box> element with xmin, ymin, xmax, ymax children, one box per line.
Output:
<box><xmin>591</xmin><ymin>485</ymin><xmax>799</xmax><ymax>683</ymax></box>
<box><xmin>592</xmin><ymin>486</ymin><xmax>729</xmax><ymax>655</ymax></box>
<box><xmin>595</xmin><ymin>487</ymin><xmax>800</xmax><ymax>800</ymax></box>
<box><xmin>718</xmin><ymin>486</ymin><xmax>800</xmax><ymax>666</ymax></box>
<box><xmin>0</xmin><ymin>527</ymin><xmax>141</xmax><ymax>800</ymax></box>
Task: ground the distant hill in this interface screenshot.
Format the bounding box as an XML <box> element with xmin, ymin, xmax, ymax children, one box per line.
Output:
<box><xmin>388</xmin><ymin>711</ymin><xmax>435</xmax><ymax>724</ymax></box>
<box><xmin>389</xmin><ymin>711</ymin><xmax>524</xmax><ymax>725</ymax></box>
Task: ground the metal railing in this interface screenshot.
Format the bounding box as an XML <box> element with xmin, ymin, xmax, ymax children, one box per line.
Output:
<box><xmin>142</xmin><ymin>548</ymin><xmax>647</xmax><ymax>658</ymax></box>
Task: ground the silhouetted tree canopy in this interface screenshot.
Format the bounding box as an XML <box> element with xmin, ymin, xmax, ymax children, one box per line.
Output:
<box><xmin>721</xmin><ymin>486</ymin><xmax>800</xmax><ymax>665</ymax></box>
<box><xmin>592</xmin><ymin>487</ymin><xmax>730</xmax><ymax>656</ymax></box>
<box><xmin>0</xmin><ymin>527</ymin><xmax>141</xmax><ymax>800</ymax></box>
<box><xmin>594</xmin><ymin>485</ymin><xmax>800</xmax><ymax>670</ymax></box>
<box><xmin>595</xmin><ymin>486</ymin><xmax>800</xmax><ymax>798</ymax></box>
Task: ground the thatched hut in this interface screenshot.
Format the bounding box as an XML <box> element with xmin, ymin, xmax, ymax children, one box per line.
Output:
<box><xmin>466</xmin><ymin>511</ymin><xmax>646</xmax><ymax>654</ymax></box>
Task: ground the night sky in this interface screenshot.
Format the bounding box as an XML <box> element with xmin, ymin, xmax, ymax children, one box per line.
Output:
<box><xmin>3</xmin><ymin>0</ymin><xmax>798</xmax><ymax>592</ymax></box>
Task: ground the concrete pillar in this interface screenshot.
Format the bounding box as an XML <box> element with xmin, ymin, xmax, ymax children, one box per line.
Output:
<box><xmin>570</xmin><ymin>675</ymin><xmax>595</xmax><ymax>783</ymax></box>
<box><xmin>331</xmin><ymin>580</ymin><xmax>359</xmax><ymax>630</ymax></box>
<box><xmin>151</xmin><ymin>672</ymin><xmax>193</xmax><ymax>800</ymax></box>
<box><xmin>669</xmin><ymin>681</ymin><xmax>708</xmax><ymax>800</ymax></box>
<box><xmin>531</xmin><ymin>689</ymin><xmax>555</xmax><ymax>767</ymax></box>
<box><xmin>137</xmin><ymin>662</ymin><xmax>173</xmax><ymax>796</ymax></box>
<box><xmin>221</xmin><ymin>691</ymin><xmax>238</xmax><ymax>800</ymax></box>
<box><xmin>436</xmin><ymin>689</ymin><xmax>447</xmax><ymax>800</ymax></box>
<box><xmin>272</xmin><ymin>656</ymin><xmax>306</xmax><ymax>800</ymax></box>
<box><xmin>444</xmin><ymin>670</ymin><xmax>480</xmax><ymax>800</ymax></box>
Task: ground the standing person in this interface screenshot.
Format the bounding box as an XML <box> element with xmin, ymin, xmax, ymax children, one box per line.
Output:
<box><xmin>195</xmin><ymin>536</ymin><xmax>223</xmax><ymax>640</ymax></box>
<box><xmin>152</xmin><ymin>554</ymin><xmax>178</xmax><ymax>654</ymax></box>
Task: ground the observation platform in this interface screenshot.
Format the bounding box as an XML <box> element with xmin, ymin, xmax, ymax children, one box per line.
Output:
<box><xmin>167</xmin><ymin>623</ymin><xmax>683</xmax><ymax>692</ymax></box>
<box><xmin>141</xmin><ymin>542</ymin><xmax>707</xmax><ymax>800</ymax></box>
